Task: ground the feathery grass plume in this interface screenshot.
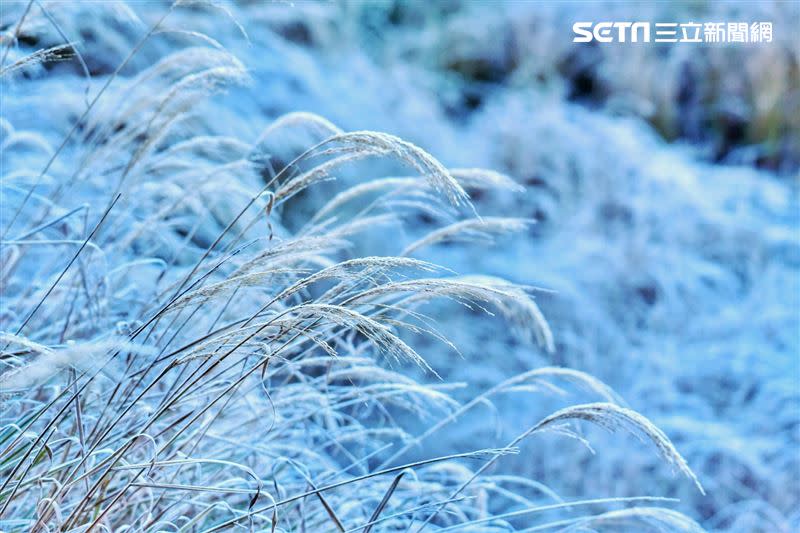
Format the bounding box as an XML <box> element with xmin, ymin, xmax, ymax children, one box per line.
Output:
<box><xmin>353</xmin><ymin>276</ymin><xmax>554</xmax><ymax>353</ymax></box>
<box><xmin>231</xmin><ymin>235</ymin><xmax>352</xmax><ymax>276</ymax></box>
<box><xmin>316</xmin><ymin>131</ymin><xmax>472</xmax><ymax>209</ymax></box>
<box><xmin>401</xmin><ymin>217</ymin><xmax>534</xmax><ymax>256</ymax></box>
<box><xmin>310</xmin><ymin>176</ymin><xmax>422</xmax><ymax>224</ymax></box>
<box><xmin>273</xmin><ymin>153</ymin><xmax>374</xmax><ymax>205</ymax></box>
<box><xmin>0</xmin><ymin>1</ymin><xmax>717</xmax><ymax>531</ymax></box>
<box><xmin>322</xmin><ymin>212</ymin><xmax>399</xmax><ymax>240</ymax></box>
<box><xmin>431</xmin><ymin>497</ymin><xmax>687</xmax><ymax>532</ymax></box>
<box><xmin>104</xmin><ymin>63</ymin><xmax>250</xmax><ymax>192</ymax></box>
<box><xmin>146</xmin><ymin>136</ymin><xmax>251</xmax><ymax>169</ymax></box>
<box><xmin>0</xmin><ymin>338</ymin><xmax>152</xmax><ymax>389</ymax></box>
<box><xmin>79</xmin><ymin>47</ymin><xmax>245</xmax><ymax>161</ymax></box>
<box><xmin>254</xmin><ymin>111</ymin><xmax>344</xmax><ymax>146</ymax></box>
<box><xmin>489</xmin><ymin>367</ymin><xmax>626</xmax><ymax>405</ymax></box>
<box><xmin>410</xmin><ymin>400</ymin><xmax>703</xmax><ymax>531</ymax></box>
<box><xmin>560</xmin><ymin>506</ymin><xmax>706</xmax><ymax>532</ymax></box>
<box><xmin>276</xmin><ymin>303</ymin><xmax>436</xmax><ymax>372</ymax></box>
<box><xmin>0</xmin><ymin>43</ymin><xmax>74</xmax><ymax>78</ymax></box>
<box><xmin>461</xmin><ymin>275</ymin><xmax>554</xmax><ymax>353</ymax></box>
<box><xmin>380</xmin><ymin>367</ymin><xmax>623</xmax><ymax>469</ymax></box>
<box><xmin>449</xmin><ymin>168</ymin><xmax>525</xmax><ymax>193</ymax></box>
<box><xmin>270</xmin><ymin>256</ymin><xmax>448</xmax><ymax>303</ymax></box>
<box><xmin>250</xmin><ymin>111</ymin><xmax>345</xmax><ymax>173</ymax></box>
<box><xmin>533</xmin><ymin>402</ymin><xmax>705</xmax><ymax>494</ymax></box>
<box><xmin>310</xmin><ymin>167</ymin><xmax>521</xmax><ymax>226</ymax></box>
<box><xmin>164</xmin><ymin>266</ymin><xmax>305</xmax><ymax>311</ymax></box>
<box><xmin>0</xmin><ymin>332</ymin><xmax>54</xmax><ymax>357</ymax></box>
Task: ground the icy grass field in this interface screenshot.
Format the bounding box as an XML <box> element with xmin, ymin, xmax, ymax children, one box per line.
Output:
<box><xmin>0</xmin><ymin>1</ymin><xmax>798</xmax><ymax>531</ymax></box>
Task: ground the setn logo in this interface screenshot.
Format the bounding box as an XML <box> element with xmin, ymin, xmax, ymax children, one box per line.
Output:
<box><xmin>573</xmin><ymin>21</ymin><xmax>774</xmax><ymax>44</ymax></box>
<box><xmin>573</xmin><ymin>22</ymin><xmax>650</xmax><ymax>43</ymax></box>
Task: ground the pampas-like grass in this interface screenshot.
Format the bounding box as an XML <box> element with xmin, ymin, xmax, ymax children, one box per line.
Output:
<box><xmin>559</xmin><ymin>506</ymin><xmax>706</xmax><ymax>532</ymax></box>
<box><xmin>532</xmin><ymin>402</ymin><xmax>705</xmax><ymax>495</ymax></box>
<box><xmin>315</xmin><ymin>131</ymin><xmax>472</xmax><ymax>209</ymax></box>
<box><xmin>310</xmin><ymin>167</ymin><xmax>522</xmax><ymax>226</ymax></box>
<box><xmin>253</xmin><ymin>111</ymin><xmax>344</xmax><ymax>148</ymax></box>
<box><xmin>0</xmin><ymin>2</ymin><xmax>707</xmax><ymax>531</ymax></box>
<box><xmin>0</xmin><ymin>43</ymin><xmax>74</xmax><ymax>78</ymax></box>
<box><xmin>400</xmin><ymin>217</ymin><xmax>533</xmax><ymax>256</ymax></box>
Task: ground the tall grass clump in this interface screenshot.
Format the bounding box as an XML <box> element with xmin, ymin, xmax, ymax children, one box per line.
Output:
<box><xmin>1</xmin><ymin>2</ymin><xmax>706</xmax><ymax>531</ymax></box>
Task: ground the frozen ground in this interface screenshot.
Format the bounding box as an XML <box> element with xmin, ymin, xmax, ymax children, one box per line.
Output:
<box><xmin>1</xmin><ymin>1</ymin><xmax>798</xmax><ymax>531</ymax></box>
